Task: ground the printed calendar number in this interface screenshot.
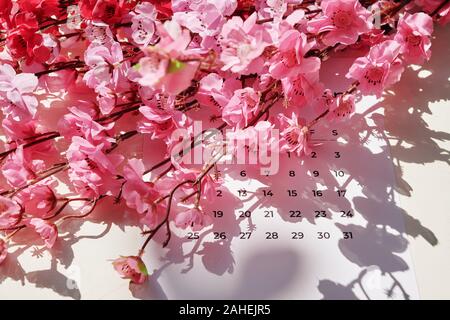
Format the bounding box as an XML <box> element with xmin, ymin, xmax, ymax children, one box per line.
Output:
<box><xmin>187</xmin><ymin>232</ymin><xmax>200</xmax><ymax>240</ymax></box>
<box><xmin>238</xmin><ymin>210</ymin><xmax>251</xmax><ymax>218</ymax></box>
<box><xmin>291</xmin><ymin>232</ymin><xmax>304</xmax><ymax>240</ymax></box>
<box><xmin>214</xmin><ymin>232</ymin><xmax>227</xmax><ymax>240</ymax></box>
<box><xmin>239</xmin><ymin>232</ymin><xmax>252</xmax><ymax>240</ymax></box>
<box><xmin>289</xmin><ymin>210</ymin><xmax>302</xmax><ymax>218</ymax></box>
<box><xmin>265</xmin><ymin>232</ymin><xmax>279</xmax><ymax>240</ymax></box>
<box><xmin>213</xmin><ymin>210</ymin><xmax>224</xmax><ymax>218</ymax></box>
<box><xmin>317</xmin><ymin>232</ymin><xmax>331</xmax><ymax>240</ymax></box>
<box><xmin>315</xmin><ymin>210</ymin><xmax>327</xmax><ymax>218</ymax></box>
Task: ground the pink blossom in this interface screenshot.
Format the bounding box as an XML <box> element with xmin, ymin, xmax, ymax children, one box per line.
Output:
<box><xmin>112</xmin><ymin>256</ymin><xmax>148</xmax><ymax>284</ymax></box>
<box><xmin>222</xmin><ymin>88</ymin><xmax>261</xmax><ymax>129</ymax></box>
<box><xmin>347</xmin><ymin>40</ymin><xmax>404</xmax><ymax>97</ymax></box>
<box><xmin>0</xmin><ymin>64</ymin><xmax>39</xmax><ymax>120</ymax></box>
<box><xmin>172</xmin><ymin>168</ymin><xmax>222</xmax><ymax>200</ymax></box>
<box><xmin>269</xmin><ymin>30</ymin><xmax>320</xmax><ymax>80</ymax></box>
<box><xmin>174</xmin><ymin>206</ymin><xmax>212</xmax><ymax>231</ymax></box>
<box><xmin>2</xmin><ymin>117</ymin><xmax>39</xmax><ymax>142</ymax></box>
<box><xmin>219</xmin><ymin>13</ymin><xmax>271</xmax><ymax>74</ymax></box>
<box><xmin>394</xmin><ymin>13</ymin><xmax>433</xmax><ymax>64</ymax></box>
<box><xmin>85</xmin><ymin>21</ymin><xmax>114</xmax><ymax>46</ymax></box>
<box><xmin>1</xmin><ymin>146</ymin><xmax>35</xmax><ymax>188</ymax></box>
<box><xmin>131</xmin><ymin>2</ymin><xmax>158</xmax><ymax>47</ymax></box>
<box><xmin>0</xmin><ymin>196</ymin><xmax>22</xmax><ymax>229</ymax></box>
<box><xmin>278</xmin><ymin>112</ymin><xmax>312</xmax><ymax>157</ymax></box>
<box><xmin>83</xmin><ymin>42</ymin><xmax>129</xmax><ymax>95</ymax></box>
<box><xmin>138</xmin><ymin>107</ymin><xmax>189</xmax><ymax>140</ymax></box>
<box><xmin>140</xmin><ymin>202</ymin><xmax>166</xmax><ymax>229</ymax></box>
<box><xmin>122</xmin><ymin>159</ymin><xmax>159</xmax><ymax>215</ymax></box>
<box><xmin>307</xmin><ymin>0</ymin><xmax>373</xmax><ymax>46</ymax></box>
<box><xmin>66</xmin><ymin>137</ymin><xmax>123</xmax><ymax>197</ymax></box>
<box><xmin>14</xmin><ymin>185</ymin><xmax>57</xmax><ymax>219</ymax></box>
<box><xmin>130</xmin><ymin>21</ymin><xmax>199</xmax><ymax>95</ymax></box>
<box><xmin>24</xmin><ymin>218</ymin><xmax>58</xmax><ymax>248</ymax></box>
<box><xmin>281</xmin><ymin>72</ymin><xmax>323</xmax><ymax>108</ymax></box>
<box><xmin>414</xmin><ymin>0</ymin><xmax>450</xmax><ymax>24</ymax></box>
<box><xmin>328</xmin><ymin>94</ymin><xmax>356</xmax><ymax>121</ymax></box>
<box><xmin>58</xmin><ymin>107</ymin><xmax>115</xmax><ymax>146</ymax></box>
<box><xmin>196</xmin><ymin>73</ymin><xmax>241</xmax><ymax>108</ymax></box>
<box><xmin>0</xmin><ymin>239</ymin><xmax>7</xmax><ymax>265</ymax></box>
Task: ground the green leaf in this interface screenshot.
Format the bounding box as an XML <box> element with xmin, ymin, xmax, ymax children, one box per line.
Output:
<box><xmin>168</xmin><ymin>59</ymin><xmax>186</xmax><ymax>73</ymax></box>
<box><xmin>137</xmin><ymin>260</ymin><xmax>149</xmax><ymax>275</ymax></box>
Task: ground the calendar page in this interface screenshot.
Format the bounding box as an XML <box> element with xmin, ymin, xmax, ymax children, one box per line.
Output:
<box><xmin>139</xmin><ymin>95</ymin><xmax>419</xmax><ymax>300</ymax></box>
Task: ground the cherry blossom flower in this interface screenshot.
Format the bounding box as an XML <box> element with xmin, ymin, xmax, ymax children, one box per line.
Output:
<box><xmin>1</xmin><ymin>146</ymin><xmax>35</xmax><ymax>188</ymax></box>
<box><xmin>0</xmin><ymin>239</ymin><xmax>7</xmax><ymax>265</ymax></box>
<box><xmin>219</xmin><ymin>13</ymin><xmax>271</xmax><ymax>74</ymax></box>
<box><xmin>196</xmin><ymin>73</ymin><xmax>241</xmax><ymax>108</ymax></box>
<box><xmin>138</xmin><ymin>106</ymin><xmax>189</xmax><ymax>140</ymax></box>
<box><xmin>174</xmin><ymin>206</ymin><xmax>212</xmax><ymax>231</ymax></box>
<box><xmin>6</xmin><ymin>12</ymin><xmax>51</xmax><ymax>64</ymax></box>
<box><xmin>79</xmin><ymin>0</ymin><xmax>131</xmax><ymax>24</ymax></box>
<box><xmin>0</xmin><ymin>196</ymin><xmax>22</xmax><ymax>229</ymax></box>
<box><xmin>58</xmin><ymin>107</ymin><xmax>115</xmax><ymax>146</ymax></box>
<box><xmin>24</xmin><ymin>218</ymin><xmax>58</xmax><ymax>248</ymax></box>
<box><xmin>131</xmin><ymin>2</ymin><xmax>158</xmax><ymax>47</ymax></box>
<box><xmin>307</xmin><ymin>0</ymin><xmax>373</xmax><ymax>46</ymax></box>
<box><xmin>14</xmin><ymin>185</ymin><xmax>57</xmax><ymax>219</ymax></box>
<box><xmin>66</xmin><ymin>137</ymin><xmax>123</xmax><ymax>197</ymax></box>
<box><xmin>328</xmin><ymin>94</ymin><xmax>356</xmax><ymax>121</ymax></box>
<box><xmin>83</xmin><ymin>42</ymin><xmax>130</xmax><ymax>97</ymax></box>
<box><xmin>222</xmin><ymin>88</ymin><xmax>261</xmax><ymax>129</ymax></box>
<box><xmin>394</xmin><ymin>13</ymin><xmax>433</xmax><ymax>64</ymax></box>
<box><xmin>112</xmin><ymin>256</ymin><xmax>148</xmax><ymax>284</ymax></box>
<box><xmin>269</xmin><ymin>30</ymin><xmax>321</xmax><ymax>80</ymax></box>
<box><xmin>278</xmin><ymin>112</ymin><xmax>312</xmax><ymax>157</ymax></box>
<box><xmin>281</xmin><ymin>72</ymin><xmax>323</xmax><ymax>108</ymax></box>
<box><xmin>347</xmin><ymin>40</ymin><xmax>404</xmax><ymax>97</ymax></box>
<box><xmin>0</xmin><ymin>64</ymin><xmax>38</xmax><ymax>119</ymax></box>
<box><xmin>130</xmin><ymin>21</ymin><xmax>199</xmax><ymax>95</ymax></box>
<box><xmin>122</xmin><ymin>158</ymin><xmax>159</xmax><ymax>215</ymax></box>
<box><xmin>149</xmin><ymin>0</ymin><xmax>173</xmax><ymax>19</ymax></box>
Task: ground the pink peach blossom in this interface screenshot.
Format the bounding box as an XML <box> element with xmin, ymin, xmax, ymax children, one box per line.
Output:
<box><xmin>0</xmin><ymin>196</ymin><xmax>22</xmax><ymax>229</ymax></box>
<box><xmin>395</xmin><ymin>13</ymin><xmax>433</xmax><ymax>64</ymax></box>
<box><xmin>25</xmin><ymin>218</ymin><xmax>58</xmax><ymax>248</ymax></box>
<box><xmin>14</xmin><ymin>185</ymin><xmax>57</xmax><ymax>219</ymax></box>
<box><xmin>112</xmin><ymin>256</ymin><xmax>148</xmax><ymax>284</ymax></box>
<box><xmin>174</xmin><ymin>206</ymin><xmax>212</xmax><ymax>231</ymax></box>
<box><xmin>347</xmin><ymin>40</ymin><xmax>404</xmax><ymax>97</ymax></box>
<box><xmin>222</xmin><ymin>88</ymin><xmax>261</xmax><ymax>129</ymax></box>
<box><xmin>269</xmin><ymin>30</ymin><xmax>321</xmax><ymax>80</ymax></box>
<box><xmin>278</xmin><ymin>112</ymin><xmax>312</xmax><ymax>157</ymax></box>
<box><xmin>138</xmin><ymin>106</ymin><xmax>189</xmax><ymax>140</ymax></box>
<box><xmin>122</xmin><ymin>158</ymin><xmax>159</xmax><ymax>215</ymax></box>
<box><xmin>0</xmin><ymin>239</ymin><xmax>7</xmax><ymax>265</ymax></box>
<box><xmin>1</xmin><ymin>146</ymin><xmax>35</xmax><ymax>188</ymax></box>
<box><xmin>0</xmin><ymin>63</ymin><xmax>39</xmax><ymax>120</ymax></box>
<box><xmin>130</xmin><ymin>21</ymin><xmax>200</xmax><ymax>95</ymax></box>
<box><xmin>307</xmin><ymin>0</ymin><xmax>372</xmax><ymax>46</ymax></box>
<box><xmin>328</xmin><ymin>94</ymin><xmax>356</xmax><ymax>121</ymax></box>
<box><xmin>131</xmin><ymin>2</ymin><xmax>158</xmax><ymax>47</ymax></box>
<box><xmin>219</xmin><ymin>13</ymin><xmax>271</xmax><ymax>74</ymax></box>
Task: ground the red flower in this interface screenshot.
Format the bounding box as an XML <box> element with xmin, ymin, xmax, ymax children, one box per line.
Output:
<box><xmin>6</xmin><ymin>12</ymin><xmax>51</xmax><ymax>63</ymax></box>
<box><xmin>18</xmin><ymin>0</ymin><xmax>61</xmax><ymax>22</ymax></box>
<box><xmin>0</xmin><ymin>0</ymin><xmax>12</xmax><ymax>22</ymax></box>
<box><xmin>148</xmin><ymin>0</ymin><xmax>173</xmax><ymax>19</ymax></box>
<box><xmin>80</xmin><ymin>0</ymin><xmax>129</xmax><ymax>24</ymax></box>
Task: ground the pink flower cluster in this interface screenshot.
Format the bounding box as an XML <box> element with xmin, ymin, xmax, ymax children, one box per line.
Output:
<box><xmin>0</xmin><ymin>0</ymin><xmax>446</xmax><ymax>287</ymax></box>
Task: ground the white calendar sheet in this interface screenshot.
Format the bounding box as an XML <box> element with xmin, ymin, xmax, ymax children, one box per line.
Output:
<box><xmin>139</xmin><ymin>95</ymin><xmax>420</xmax><ymax>300</ymax></box>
